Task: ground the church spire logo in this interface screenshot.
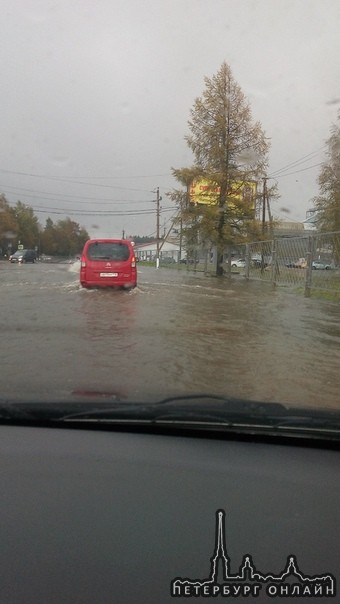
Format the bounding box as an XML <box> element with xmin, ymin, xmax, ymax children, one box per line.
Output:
<box><xmin>171</xmin><ymin>510</ymin><xmax>336</xmax><ymax>599</ymax></box>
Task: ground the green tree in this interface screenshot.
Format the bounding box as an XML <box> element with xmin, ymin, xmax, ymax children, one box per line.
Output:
<box><xmin>172</xmin><ymin>62</ymin><xmax>270</xmax><ymax>274</ymax></box>
<box><xmin>40</xmin><ymin>218</ymin><xmax>59</xmax><ymax>255</ymax></box>
<box><xmin>10</xmin><ymin>201</ymin><xmax>40</xmax><ymax>250</ymax></box>
<box><xmin>313</xmin><ymin>111</ymin><xmax>340</xmax><ymax>232</ymax></box>
<box><xmin>0</xmin><ymin>194</ymin><xmax>18</xmax><ymax>254</ymax></box>
<box><xmin>42</xmin><ymin>218</ymin><xmax>89</xmax><ymax>256</ymax></box>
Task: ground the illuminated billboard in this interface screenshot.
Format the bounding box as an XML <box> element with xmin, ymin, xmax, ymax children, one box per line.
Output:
<box><xmin>189</xmin><ymin>179</ymin><xmax>257</xmax><ymax>208</ymax></box>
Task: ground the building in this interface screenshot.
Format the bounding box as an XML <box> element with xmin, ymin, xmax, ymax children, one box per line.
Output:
<box><xmin>134</xmin><ymin>239</ymin><xmax>183</xmax><ymax>262</ymax></box>
<box><xmin>272</xmin><ymin>221</ymin><xmax>306</xmax><ymax>238</ymax></box>
<box><xmin>303</xmin><ymin>209</ymin><xmax>319</xmax><ymax>231</ymax></box>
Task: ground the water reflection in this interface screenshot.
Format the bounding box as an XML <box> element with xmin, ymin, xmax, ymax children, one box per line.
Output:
<box><xmin>78</xmin><ymin>288</ymin><xmax>138</xmax><ymax>342</ymax></box>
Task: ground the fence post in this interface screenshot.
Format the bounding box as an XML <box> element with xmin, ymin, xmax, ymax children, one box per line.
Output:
<box><xmin>203</xmin><ymin>248</ymin><xmax>208</xmax><ymax>275</ymax></box>
<box><xmin>245</xmin><ymin>244</ymin><xmax>250</xmax><ymax>280</ymax></box>
<box><xmin>304</xmin><ymin>235</ymin><xmax>314</xmax><ymax>297</ymax></box>
<box><xmin>224</xmin><ymin>246</ymin><xmax>232</xmax><ymax>278</ymax></box>
<box><xmin>270</xmin><ymin>239</ymin><xmax>277</xmax><ymax>286</ymax></box>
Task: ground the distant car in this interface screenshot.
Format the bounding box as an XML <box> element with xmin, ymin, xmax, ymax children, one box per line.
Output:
<box><xmin>312</xmin><ymin>260</ymin><xmax>332</xmax><ymax>270</ymax></box>
<box><xmin>286</xmin><ymin>258</ymin><xmax>307</xmax><ymax>269</ymax></box>
<box><xmin>295</xmin><ymin>258</ymin><xmax>307</xmax><ymax>269</ymax></box>
<box><xmin>161</xmin><ymin>257</ymin><xmax>176</xmax><ymax>264</ymax></box>
<box><xmin>9</xmin><ymin>249</ymin><xmax>37</xmax><ymax>263</ymax></box>
<box><xmin>231</xmin><ymin>258</ymin><xmax>246</xmax><ymax>268</ymax></box>
<box><xmin>251</xmin><ymin>254</ymin><xmax>271</xmax><ymax>268</ymax></box>
<box><xmin>285</xmin><ymin>261</ymin><xmax>296</xmax><ymax>268</ymax></box>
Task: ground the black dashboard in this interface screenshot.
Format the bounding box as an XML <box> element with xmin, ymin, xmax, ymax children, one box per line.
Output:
<box><xmin>0</xmin><ymin>425</ymin><xmax>339</xmax><ymax>603</ymax></box>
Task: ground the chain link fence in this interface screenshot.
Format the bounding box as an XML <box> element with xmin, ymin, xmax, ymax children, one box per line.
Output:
<box><xmin>226</xmin><ymin>231</ymin><xmax>340</xmax><ymax>297</ymax></box>
<box><xmin>146</xmin><ymin>231</ymin><xmax>340</xmax><ymax>297</ymax></box>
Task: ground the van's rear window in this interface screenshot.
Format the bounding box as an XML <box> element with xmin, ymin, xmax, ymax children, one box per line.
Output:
<box><xmin>87</xmin><ymin>242</ymin><xmax>130</xmax><ymax>261</ymax></box>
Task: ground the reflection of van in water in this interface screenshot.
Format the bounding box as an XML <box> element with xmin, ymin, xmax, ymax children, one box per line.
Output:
<box><xmin>80</xmin><ymin>239</ymin><xmax>137</xmax><ymax>289</ymax></box>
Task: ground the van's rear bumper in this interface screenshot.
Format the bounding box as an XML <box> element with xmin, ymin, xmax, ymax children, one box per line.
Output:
<box><xmin>81</xmin><ymin>281</ymin><xmax>137</xmax><ymax>289</ymax></box>
<box><xmin>80</xmin><ymin>271</ymin><xmax>137</xmax><ymax>288</ymax></box>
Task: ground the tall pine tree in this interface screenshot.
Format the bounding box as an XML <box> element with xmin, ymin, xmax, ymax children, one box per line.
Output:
<box><xmin>172</xmin><ymin>62</ymin><xmax>270</xmax><ymax>274</ymax></box>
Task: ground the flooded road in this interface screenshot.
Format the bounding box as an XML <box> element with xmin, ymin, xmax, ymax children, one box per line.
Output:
<box><xmin>0</xmin><ymin>261</ymin><xmax>339</xmax><ymax>408</ymax></box>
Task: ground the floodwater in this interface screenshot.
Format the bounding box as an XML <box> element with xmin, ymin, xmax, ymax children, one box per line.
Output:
<box><xmin>0</xmin><ymin>261</ymin><xmax>339</xmax><ymax>408</ymax></box>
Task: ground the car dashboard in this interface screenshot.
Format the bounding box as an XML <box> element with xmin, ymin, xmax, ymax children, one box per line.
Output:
<box><xmin>0</xmin><ymin>424</ymin><xmax>339</xmax><ymax>603</ymax></box>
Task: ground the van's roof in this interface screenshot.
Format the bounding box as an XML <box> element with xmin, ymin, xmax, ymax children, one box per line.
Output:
<box><xmin>85</xmin><ymin>239</ymin><xmax>133</xmax><ymax>244</ymax></box>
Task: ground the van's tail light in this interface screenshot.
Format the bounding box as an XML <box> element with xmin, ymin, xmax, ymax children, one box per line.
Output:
<box><xmin>81</xmin><ymin>257</ymin><xmax>86</xmax><ymax>268</ymax></box>
<box><xmin>131</xmin><ymin>256</ymin><xmax>136</xmax><ymax>268</ymax></box>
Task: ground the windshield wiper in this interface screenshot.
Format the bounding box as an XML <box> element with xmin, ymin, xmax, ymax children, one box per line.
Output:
<box><xmin>0</xmin><ymin>396</ymin><xmax>340</xmax><ymax>442</ymax></box>
<box><xmin>0</xmin><ymin>395</ymin><xmax>282</xmax><ymax>420</ymax></box>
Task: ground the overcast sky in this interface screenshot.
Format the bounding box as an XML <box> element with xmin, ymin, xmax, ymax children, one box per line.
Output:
<box><xmin>1</xmin><ymin>0</ymin><xmax>339</xmax><ymax>239</ymax></box>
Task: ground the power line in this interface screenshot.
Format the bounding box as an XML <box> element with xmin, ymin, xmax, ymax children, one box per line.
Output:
<box><xmin>38</xmin><ymin>173</ymin><xmax>172</xmax><ymax>180</ymax></box>
<box><xmin>271</xmin><ymin>162</ymin><xmax>323</xmax><ymax>179</ymax></box>
<box><xmin>0</xmin><ymin>184</ymin><xmax>155</xmax><ymax>205</ymax></box>
<box><xmin>135</xmin><ymin>210</ymin><xmax>179</xmax><ymax>242</ymax></box>
<box><xmin>0</xmin><ymin>169</ymin><xmax>153</xmax><ymax>193</ymax></box>
<box><xmin>26</xmin><ymin>206</ymin><xmax>175</xmax><ymax>217</ymax></box>
<box><xmin>268</xmin><ymin>145</ymin><xmax>327</xmax><ymax>178</ymax></box>
<box><xmin>0</xmin><ymin>169</ymin><xmax>172</xmax><ymax>180</ymax></box>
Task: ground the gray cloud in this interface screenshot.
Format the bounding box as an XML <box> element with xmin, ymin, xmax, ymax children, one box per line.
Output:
<box><xmin>1</xmin><ymin>0</ymin><xmax>339</xmax><ymax>237</ymax></box>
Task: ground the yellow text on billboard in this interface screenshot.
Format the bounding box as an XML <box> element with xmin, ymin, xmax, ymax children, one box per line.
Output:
<box><xmin>190</xmin><ymin>179</ymin><xmax>257</xmax><ymax>209</ymax></box>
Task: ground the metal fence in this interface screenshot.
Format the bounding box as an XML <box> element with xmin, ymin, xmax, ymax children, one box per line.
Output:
<box><xmin>146</xmin><ymin>231</ymin><xmax>340</xmax><ymax>297</ymax></box>
<box><xmin>227</xmin><ymin>231</ymin><xmax>340</xmax><ymax>297</ymax></box>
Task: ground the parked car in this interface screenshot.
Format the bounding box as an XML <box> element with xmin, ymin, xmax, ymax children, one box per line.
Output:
<box><xmin>161</xmin><ymin>257</ymin><xmax>176</xmax><ymax>264</ymax></box>
<box><xmin>295</xmin><ymin>257</ymin><xmax>307</xmax><ymax>268</ymax></box>
<box><xmin>231</xmin><ymin>258</ymin><xmax>246</xmax><ymax>268</ymax></box>
<box><xmin>251</xmin><ymin>254</ymin><xmax>271</xmax><ymax>268</ymax></box>
<box><xmin>80</xmin><ymin>239</ymin><xmax>137</xmax><ymax>289</ymax></box>
<box><xmin>9</xmin><ymin>249</ymin><xmax>37</xmax><ymax>263</ymax></box>
<box><xmin>312</xmin><ymin>260</ymin><xmax>332</xmax><ymax>270</ymax></box>
<box><xmin>286</xmin><ymin>258</ymin><xmax>307</xmax><ymax>269</ymax></box>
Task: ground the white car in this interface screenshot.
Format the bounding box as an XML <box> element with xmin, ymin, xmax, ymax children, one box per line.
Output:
<box><xmin>312</xmin><ymin>260</ymin><xmax>332</xmax><ymax>270</ymax></box>
<box><xmin>231</xmin><ymin>258</ymin><xmax>246</xmax><ymax>268</ymax></box>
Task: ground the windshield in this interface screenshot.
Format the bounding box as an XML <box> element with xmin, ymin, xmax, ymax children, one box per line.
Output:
<box><xmin>0</xmin><ymin>0</ymin><xmax>339</xmax><ymax>416</ymax></box>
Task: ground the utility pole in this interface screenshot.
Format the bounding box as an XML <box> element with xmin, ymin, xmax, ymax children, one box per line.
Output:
<box><xmin>178</xmin><ymin>215</ymin><xmax>183</xmax><ymax>264</ymax></box>
<box><xmin>267</xmin><ymin>196</ymin><xmax>273</xmax><ymax>237</ymax></box>
<box><xmin>122</xmin><ymin>229</ymin><xmax>125</xmax><ymax>240</ymax></box>
<box><xmin>262</xmin><ymin>177</ymin><xmax>267</xmax><ymax>236</ymax></box>
<box><xmin>155</xmin><ymin>187</ymin><xmax>161</xmax><ymax>269</ymax></box>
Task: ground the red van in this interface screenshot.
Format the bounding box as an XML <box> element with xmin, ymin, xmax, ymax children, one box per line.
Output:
<box><xmin>80</xmin><ymin>239</ymin><xmax>137</xmax><ymax>289</ymax></box>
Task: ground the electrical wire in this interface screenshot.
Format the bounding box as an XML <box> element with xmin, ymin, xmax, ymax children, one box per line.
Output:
<box><xmin>270</xmin><ymin>162</ymin><xmax>323</xmax><ymax>179</ymax></box>
<box><xmin>0</xmin><ymin>169</ymin><xmax>153</xmax><ymax>193</ymax></box>
<box><xmin>29</xmin><ymin>206</ymin><xmax>175</xmax><ymax>217</ymax></box>
<box><xmin>268</xmin><ymin>145</ymin><xmax>327</xmax><ymax>178</ymax></box>
<box><xmin>1</xmin><ymin>191</ymin><xmax>155</xmax><ymax>206</ymax></box>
